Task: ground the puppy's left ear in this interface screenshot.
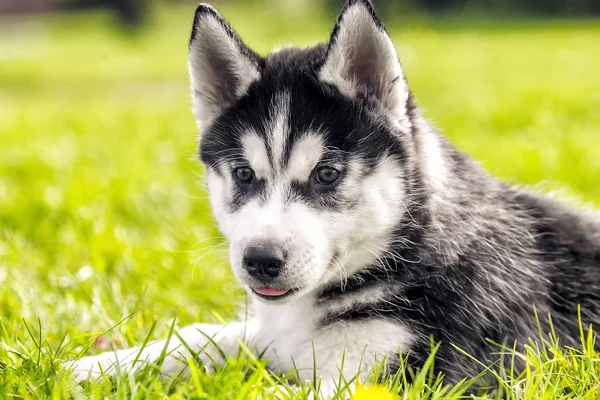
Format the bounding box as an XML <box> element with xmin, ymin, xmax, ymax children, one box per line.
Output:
<box><xmin>320</xmin><ymin>0</ymin><xmax>408</xmax><ymax>119</ymax></box>
<box><xmin>188</xmin><ymin>4</ymin><xmax>263</xmax><ymax>130</ymax></box>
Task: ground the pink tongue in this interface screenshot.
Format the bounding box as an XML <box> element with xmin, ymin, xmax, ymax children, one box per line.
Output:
<box><xmin>254</xmin><ymin>287</ymin><xmax>289</xmax><ymax>297</ymax></box>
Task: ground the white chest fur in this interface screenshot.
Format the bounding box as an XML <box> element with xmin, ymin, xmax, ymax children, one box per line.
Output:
<box><xmin>252</xmin><ymin>297</ymin><xmax>322</xmax><ymax>373</ymax></box>
<box><xmin>250</xmin><ymin>296</ymin><xmax>414</xmax><ymax>382</ymax></box>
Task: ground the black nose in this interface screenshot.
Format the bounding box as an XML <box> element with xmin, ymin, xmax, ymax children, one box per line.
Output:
<box><xmin>243</xmin><ymin>245</ymin><xmax>285</xmax><ymax>279</ymax></box>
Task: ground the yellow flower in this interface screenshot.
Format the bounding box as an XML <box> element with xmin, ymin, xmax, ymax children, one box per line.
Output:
<box><xmin>351</xmin><ymin>382</ymin><xmax>398</xmax><ymax>400</ymax></box>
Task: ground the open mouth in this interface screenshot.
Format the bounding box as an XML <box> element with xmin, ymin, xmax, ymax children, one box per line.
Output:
<box><xmin>251</xmin><ymin>286</ymin><xmax>297</xmax><ymax>301</ymax></box>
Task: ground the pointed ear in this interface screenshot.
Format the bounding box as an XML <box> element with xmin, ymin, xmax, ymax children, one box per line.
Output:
<box><xmin>188</xmin><ymin>4</ymin><xmax>262</xmax><ymax>130</ymax></box>
<box><xmin>319</xmin><ymin>0</ymin><xmax>408</xmax><ymax>119</ymax></box>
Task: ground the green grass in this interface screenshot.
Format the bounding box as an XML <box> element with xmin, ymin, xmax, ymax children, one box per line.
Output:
<box><xmin>1</xmin><ymin>2</ymin><xmax>600</xmax><ymax>398</ymax></box>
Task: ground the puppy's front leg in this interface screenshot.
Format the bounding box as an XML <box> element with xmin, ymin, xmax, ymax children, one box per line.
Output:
<box><xmin>70</xmin><ymin>321</ymin><xmax>257</xmax><ymax>381</ymax></box>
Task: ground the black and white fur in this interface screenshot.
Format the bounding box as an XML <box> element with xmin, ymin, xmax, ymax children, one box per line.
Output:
<box><xmin>72</xmin><ymin>0</ymin><xmax>600</xmax><ymax>396</ymax></box>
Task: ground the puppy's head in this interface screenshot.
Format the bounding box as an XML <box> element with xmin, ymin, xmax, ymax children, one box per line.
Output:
<box><xmin>188</xmin><ymin>1</ymin><xmax>417</xmax><ymax>303</ymax></box>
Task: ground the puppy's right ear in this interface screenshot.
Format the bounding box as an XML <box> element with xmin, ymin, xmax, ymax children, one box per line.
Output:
<box><xmin>320</xmin><ymin>0</ymin><xmax>408</xmax><ymax>122</ymax></box>
<box><xmin>188</xmin><ymin>4</ymin><xmax>262</xmax><ymax>130</ymax></box>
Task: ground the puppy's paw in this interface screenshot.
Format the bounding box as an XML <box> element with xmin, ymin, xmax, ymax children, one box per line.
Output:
<box><xmin>66</xmin><ymin>353</ymin><xmax>122</xmax><ymax>382</ymax></box>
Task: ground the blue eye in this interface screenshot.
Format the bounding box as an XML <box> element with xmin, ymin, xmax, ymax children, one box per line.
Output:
<box><xmin>235</xmin><ymin>167</ymin><xmax>254</xmax><ymax>184</ymax></box>
<box><xmin>315</xmin><ymin>167</ymin><xmax>340</xmax><ymax>185</ymax></box>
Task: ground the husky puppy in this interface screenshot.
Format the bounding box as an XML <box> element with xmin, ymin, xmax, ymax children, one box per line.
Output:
<box><xmin>72</xmin><ymin>0</ymin><xmax>600</xmax><ymax>396</ymax></box>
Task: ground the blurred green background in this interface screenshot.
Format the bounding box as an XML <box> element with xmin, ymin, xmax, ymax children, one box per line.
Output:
<box><xmin>0</xmin><ymin>0</ymin><xmax>599</xmax><ymax>395</ymax></box>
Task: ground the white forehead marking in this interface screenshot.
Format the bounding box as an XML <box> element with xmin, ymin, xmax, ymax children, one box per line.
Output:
<box><xmin>241</xmin><ymin>131</ymin><xmax>270</xmax><ymax>180</ymax></box>
<box><xmin>268</xmin><ymin>91</ymin><xmax>291</xmax><ymax>174</ymax></box>
<box><xmin>285</xmin><ymin>133</ymin><xmax>325</xmax><ymax>182</ymax></box>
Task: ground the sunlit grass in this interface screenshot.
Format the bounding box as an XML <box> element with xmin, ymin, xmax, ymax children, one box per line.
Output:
<box><xmin>0</xmin><ymin>2</ymin><xmax>599</xmax><ymax>398</ymax></box>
